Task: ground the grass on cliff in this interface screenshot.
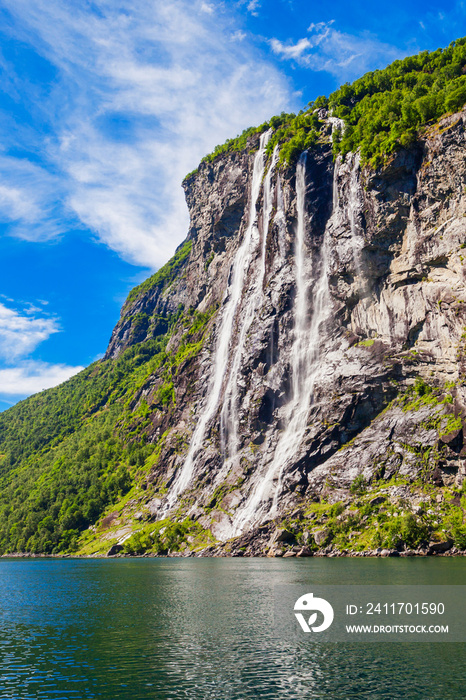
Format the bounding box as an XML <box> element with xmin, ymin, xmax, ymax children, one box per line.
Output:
<box><xmin>280</xmin><ymin>476</ymin><xmax>466</xmax><ymax>553</ymax></box>
<box><xmin>187</xmin><ymin>36</ymin><xmax>466</xmax><ymax>173</ymax></box>
<box><xmin>121</xmin><ymin>516</ymin><xmax>214</xmax><ymax>555</ymax></box>
<box><xmin>124</xmin><ymin>239</ymin><xmax>192</xmax><ymax>308</ymax></box>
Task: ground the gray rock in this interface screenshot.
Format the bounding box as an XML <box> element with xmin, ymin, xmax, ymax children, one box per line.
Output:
<box><xmin>428</xmin><ymin>540</ymin><xmax>453</xmax><ymax>554</ymax></box>
<box><xmin>302</xmin><ymin>530</ymin><xmax>311</xmax><ymax>545</ymax></box>
<box><xmin>370</xmin><ymin>496</ymin><xmax>386</xmax><ymax>506</ymax></box>
<box><xmin>269</xmin><ymin>528</ymin><xmax>295</xmax><ymax>548</ymax></box>
<box><xmin>314</xmin><ymin>528</ymin><xmax>333</xmax><ymax>547</ymax></box>
<box><xmin>106</xmin><ymin>544</ymin><xmax>124</xmax><ymax>556</ymax></box>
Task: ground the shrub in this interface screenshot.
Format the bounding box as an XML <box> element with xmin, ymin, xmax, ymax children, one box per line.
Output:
<box><xmin>350</xmin><ymin>474</ymin><xmax>367</xmax><ymax>495</ymax></box>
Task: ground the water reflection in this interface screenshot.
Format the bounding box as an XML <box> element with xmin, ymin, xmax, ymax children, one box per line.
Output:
<box><xmin>0</xmin><ymin>558</ymin><xmax>464</xmax><ymax>698</ymax></box>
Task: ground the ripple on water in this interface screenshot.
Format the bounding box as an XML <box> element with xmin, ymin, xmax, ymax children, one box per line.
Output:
<box><xmin>0</xmin><ymin>557</ymin><xmax>464</xmax><ymax>699</ymax></box>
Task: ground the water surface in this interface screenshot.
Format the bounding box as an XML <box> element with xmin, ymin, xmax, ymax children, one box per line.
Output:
<box><xmin>0</xmin><ymin>557</ymin><xmax>464</xmax><ymax>699</ymax></box>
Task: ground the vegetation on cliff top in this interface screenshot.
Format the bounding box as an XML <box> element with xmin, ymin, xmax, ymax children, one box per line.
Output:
<box><xmin>186</xmin><ymin>36</ymin><xmax>466</xmax><ymax>174</ymax></box>
<box><xmin>329</xmin><ymin>36</ymin><xmax>466</xmax><ymax>165</ymax></box>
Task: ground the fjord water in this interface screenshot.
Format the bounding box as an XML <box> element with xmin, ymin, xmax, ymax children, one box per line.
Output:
<box><xmin>0</xmin><ymin>558</ymin><xmax>464</xmax><ymax>699</ymax></box>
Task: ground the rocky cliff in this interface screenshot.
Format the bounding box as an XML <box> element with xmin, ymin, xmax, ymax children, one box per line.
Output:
<box><xmin>100</xmin><ymin>108</ymin><xmax>466</xmax><ymax>556</ymax></box>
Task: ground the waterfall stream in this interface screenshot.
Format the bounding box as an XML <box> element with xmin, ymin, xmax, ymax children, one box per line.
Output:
<box><xmin>269</xmin><ymin>158</ymin><xmax>338</xmax><ymax>514</ymax></box>
<box><xmin>220</xmin><ymin>145</ymin><xmax>279</xmax><ymax>460</ymax></box>
<box><xmin>166</xmin><ymin>130</ymin><xmax>271</xmax><ymax>505</ymax></box>
<box><xmin>348</xmin><ymin>153</ymin><xmax>363</xmax><ymax>282</ymax></box>
<box><xmin>274</xmin><ymin>174</ymin><xmax>287</xmax><ymax>264</ymax></box>
<box><xmin>232</xmin><ymin>152</ymin><xmax>339</xmax><ymax>534</ymax></box>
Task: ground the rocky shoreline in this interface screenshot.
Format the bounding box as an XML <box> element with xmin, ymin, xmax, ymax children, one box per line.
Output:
<box><xmin>2</xmin><ymin>547</ymin><xmax>465</xmax><ymax>559</ymax></box>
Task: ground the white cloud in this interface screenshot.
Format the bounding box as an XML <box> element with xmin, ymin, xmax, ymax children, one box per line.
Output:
<box><xmin>0</xmin><ymin>361</ymin><xmax>83</xmax><ymax>395</ymax></box>
<box><xmin>0</xmin><ymin>302</ymin><xmax>59</xmax><ymax>362</ymax></box>
<box><xmin>200</xmin><ymin>2</ymin><xmax>215</xmax><ymax>13</ymax></box>
<box><xmin>1</xmin><ymin>0</ymin><xmax>294</xmax><ymax>269</ymax></box>
<box><xmin>270</xmin><ymin>20</ymin><xmax>403</xmax><ymax>81</ymax></box>
<box><xmin>270</xmin><ymin>38</ymin><xmax>312</xmax><ymax>60</ymax></box>
<box><xmin>247</xmin><ymin>0</ymin><xmax>261</xmax><ymax>16</ymax></box>
<box><xmin>0</xmin><ymin>184</ymin><xmax>40</xmax><ymax>222</ymax></box>
<box><xmin>231</xmin><ymin>30</ymin><xmax>247</xmax><ymax>42</ymax></box>
<box><xmin>307</xmin><ymin>21</ymin><xmax>335</xmax><ymax>39</ymax></box>
<box><xmin>0</xmin><ymin>156</ymin><xmax>66</xmax><ymax>240</ymax></box>
<box><xmin>0</xmin><ymin>301</ymin><xmax>83</xmax><ymax>399</ymax></box>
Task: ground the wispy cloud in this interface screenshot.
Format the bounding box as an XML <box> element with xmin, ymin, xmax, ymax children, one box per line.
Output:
<box><xmin>0</xmin><ymin>156</ymin><xmax>66</xmax><ymax>240</ymax></box>
<box><xmin>0</xmin><ymin>302</ymin><xmax>59</xmax><ymax>362</ymax></box>
<box><xmin>231</xmin><ymin>30</ymin><xmax>247</xmax><ymax>42</ymax></box>
<box><xmin>200</xmin><ymin>2</ymin><xmax>215</xmax><ymax>13</ymax></box>
<box><xmin>0</xmin><ymin>301</ymin><xmax>83</xmax><ymax>397</ymax></box>
<box><xmin>247</xmin><ymin>0</ymin><xmax>261</xmax><ymax>16</ymax></box>
<box><xmin>0</xmin><ymin>360</ymin><xmax>83</xmax><ymax>395</ymax></box>
<box><xmin>270</xmin><ymin>37</ymin><xmax>312</xmax><ymax>60</ymax></box>
<box><xmin>0</xmin><ymin>0</ymin><xmax>294</xmax><ymax>268</ymax></box>
<box><xmin>270</xmin><ymin>20</ymin><xmax>404</xmax><ymax>81</ymax></box>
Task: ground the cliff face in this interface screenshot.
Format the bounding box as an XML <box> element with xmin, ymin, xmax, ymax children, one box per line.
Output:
<box><xmin>104</xmin><ymin>109</ymin><xmax>466</xmax><ymax>549</ymax></box>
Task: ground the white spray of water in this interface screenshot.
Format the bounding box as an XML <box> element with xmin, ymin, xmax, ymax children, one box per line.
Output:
<box><xmin>347</xmin><ymin>153</ymin><xmax>363</xmax><ymax>279</ymax></box>
<box><xmin>233</xmin><ymin>152</ymin><xmax>339</xmax><ymax>534</ymax></box>
<box><xmin>274</xmin><ymin>173</ymin><xmax>287</xmax><ymax>264</ymax></box>
<box><xmin>220</xmin><ymin>144</ymin><xmax>279</xmax><ymax>459</ymax></box>
<box><xmin>166</xmin><ymin>130</ymin><xmax>271</xmax><ymax>506</ymax></box>
<box><xmin>328</xmin><ymin>116</ymin><xmax>345</xmax><ymax>134</ymax></box>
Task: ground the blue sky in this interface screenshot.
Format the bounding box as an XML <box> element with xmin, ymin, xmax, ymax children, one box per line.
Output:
<box><xmin>0</xmin><ymin>0</ymin><xmax>463</xmax><ymax>410</ymax></box>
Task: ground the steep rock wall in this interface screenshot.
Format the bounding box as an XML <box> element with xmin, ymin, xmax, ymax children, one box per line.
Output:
<box><xmin>107</xmin><ymin>110</ymin><xmax>466</xmax><ymax>545</ymax></box>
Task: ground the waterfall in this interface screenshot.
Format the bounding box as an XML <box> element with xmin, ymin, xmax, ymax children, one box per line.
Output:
<box><xmin>166</xmin><ymin>130</ymin><xmax>271</xmax><ymax>506</ymax></box>
<box><xmin>220</xmin><ymin>144</ymin><xmax>279</xmax><ymax>460</ymax></box>
<box><xmin>232</xmin><ymin>152</ymin><xmax>338</xmax><ymax>534</ymax></box>
<box><xmin>274</xmin><ymin>174</ymin><xmax>287</xmax><ymax>264</ymax></box>
<box><xmin>328</xmin><ymin>116</ymin><xmax>345</xmax><ymax>134</ymax></box>
<box><xmin>269</xmin><ymin>159</ymin><xmax>337</xmax><ymax>513</ymax></box>
<box><xmin>347</xmin><ymin>153</ymin><xmax>364</xmax><ymax>283</ymax></box>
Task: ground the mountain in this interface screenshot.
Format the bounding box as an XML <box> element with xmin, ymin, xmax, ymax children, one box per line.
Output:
<box><xmin>2</xmin><ymin>39</ymin><xmax>466</xmax><ymax>557</ymax></box>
